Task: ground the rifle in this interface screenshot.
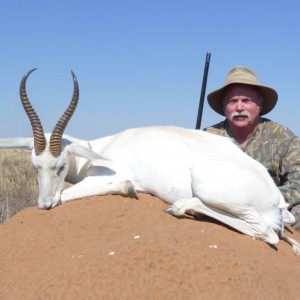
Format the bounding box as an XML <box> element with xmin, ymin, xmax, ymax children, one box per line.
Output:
<box><xmin>195</xmin><ymin>52</ymin><xmax>211</xmax><ymax>130</ymax></box>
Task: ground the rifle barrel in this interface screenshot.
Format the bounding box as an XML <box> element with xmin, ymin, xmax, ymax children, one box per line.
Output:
<box><xmin>195</xmin><ymin>52</ymin><xmax>211</xmax><ymax>130</ymax></box>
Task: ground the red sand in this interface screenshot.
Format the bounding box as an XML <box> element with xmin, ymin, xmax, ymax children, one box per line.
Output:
<box><xmin>1</xmin><ymin>193</ymin><xmax>300</xmax><ymax>299</ymax></box>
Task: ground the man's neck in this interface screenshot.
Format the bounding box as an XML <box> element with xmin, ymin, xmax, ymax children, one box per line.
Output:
<box><xmin>229</xmin><ymin>125</ymin><xmax>257</xmax><ymax>148</ymax></box>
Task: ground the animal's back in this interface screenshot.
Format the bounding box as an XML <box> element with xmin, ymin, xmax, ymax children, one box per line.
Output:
<box><xmin>100</xmin><ymin>126</ymin><xmax>242</xmax><ymax>162</ymax></box>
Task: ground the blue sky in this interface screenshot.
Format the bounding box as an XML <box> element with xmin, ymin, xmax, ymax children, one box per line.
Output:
<box><xmin>1</xmin><ymin>0</ymin><xmax>300</xmax><ymax>140</ymax></box>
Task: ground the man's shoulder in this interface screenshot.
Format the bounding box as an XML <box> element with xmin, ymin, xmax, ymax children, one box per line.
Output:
<box><xmin>204</xmin><ymin>120</ymin><xmax>226</xmax><ymax>135</ymax></box>
<box><xmin>259</xmin><ymin>118</ymin><xmax>297</xmax><ymax>139</ymax></box>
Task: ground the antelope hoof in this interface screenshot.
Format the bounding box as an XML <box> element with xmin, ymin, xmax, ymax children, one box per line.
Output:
<box><xmin>164</xmin><ymin>207</ymin><xmax>180</xmax><ymax>216</ymax></box>
<box><xmin>125</xmin><ymin>180</ymin><xmax>138</xmax><ymax>199</ymax></box>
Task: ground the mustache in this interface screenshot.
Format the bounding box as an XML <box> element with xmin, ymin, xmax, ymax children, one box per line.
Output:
<box><xmin>229</xmin><ymin>112</ymin><xmax>250</xmax><ymax>121</ymax></box>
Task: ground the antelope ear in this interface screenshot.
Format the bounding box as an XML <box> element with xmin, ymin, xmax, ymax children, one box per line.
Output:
<box><xmin>0</xmin><ymin>137</ymin><xmax>34</xmax><ymax>150</ymax></box>
<box><xmin>88</xmin><ymin>158</ymin><xmax>115</xmax><ymax>170</ymax></box>
<box><xmin>66</xmin><ymin>143</ymin><xmax>109</xmax><ymax>161</ymax></box>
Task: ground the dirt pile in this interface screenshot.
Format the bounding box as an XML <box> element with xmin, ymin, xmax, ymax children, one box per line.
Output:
<box><xmin>1</xmin><ymin>193</ymin><xmax>300</xmax><ymax>299</ymax></box>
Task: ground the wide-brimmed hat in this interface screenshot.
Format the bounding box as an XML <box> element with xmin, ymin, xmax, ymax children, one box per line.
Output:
<box><xmin>207</xmin><ymin>66</ymin><xmax>278</xmax><ymax>116</ymax></box>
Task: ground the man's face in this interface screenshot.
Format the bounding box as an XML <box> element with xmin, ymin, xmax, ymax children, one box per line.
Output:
<box><xmin>222</xmin><ymin>84</ymin><xmax>263</xmax><ymax>129</ymax></box>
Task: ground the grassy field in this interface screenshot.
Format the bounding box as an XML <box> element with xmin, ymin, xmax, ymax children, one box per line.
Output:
<box><xmin>0</xmin><ymin>149</ymin><xmax>38</xmax><ymax>223</ymax></box>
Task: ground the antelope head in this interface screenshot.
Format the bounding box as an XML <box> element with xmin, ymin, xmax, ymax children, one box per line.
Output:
<box><xmin>20</xmin><ymin>69</ymin><xmax>79</xmax><ymax>209</ymax></box>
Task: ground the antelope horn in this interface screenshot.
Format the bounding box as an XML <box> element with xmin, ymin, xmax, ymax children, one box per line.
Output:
<box><xmin>50</xmin><ymin>71</ymin><xmax>79</xmax><ymax>157</ymax></box>
<box><xmin>20</xmin><ymin>68</ymin><xmax>46</xmax><ymax>156</ymax></box>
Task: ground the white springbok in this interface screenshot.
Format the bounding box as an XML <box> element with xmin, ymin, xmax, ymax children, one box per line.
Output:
<box><xmin>1</xmin><ymin>69</ymin><xmax>300</xmax><ymax>255</ymax></box>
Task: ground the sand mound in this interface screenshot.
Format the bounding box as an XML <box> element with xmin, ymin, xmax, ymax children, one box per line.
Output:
<box><xmin>1</xmin><ymin>193</ymin><xmax>300</xmax><ymax>299</ymax></box>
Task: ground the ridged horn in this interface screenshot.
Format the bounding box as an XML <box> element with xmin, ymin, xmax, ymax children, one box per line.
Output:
<box><xmin>49</xmin><ymin>71</ymin><xmax>79</xmax><ymax>157</ymax></box>
<box><xmin>20</xmin><ymin>68</ymin><xmax>46</xmax><ymax>156</ymax></box>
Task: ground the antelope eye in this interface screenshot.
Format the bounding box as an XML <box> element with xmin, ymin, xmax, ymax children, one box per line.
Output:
<box><xmin>57</xmin><ymin>166</ymin><xmax>65</xmax><ymax>176</ymax></box>
<box><xmin>33</xmin><ymin>166</ymin><xmax>38</xmax><ymax>174</ymax></box>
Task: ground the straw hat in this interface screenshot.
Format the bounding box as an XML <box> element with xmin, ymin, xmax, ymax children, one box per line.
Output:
<box><xmin>207</xmin><ymin>66</ymin><xmax>278</xmax><ymax>116</ymax></box>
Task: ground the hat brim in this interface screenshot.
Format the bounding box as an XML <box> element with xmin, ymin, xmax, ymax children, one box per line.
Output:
<box><xmin>207</xmin><ymin>83</ymin><xmax>278</xmax><ymax>116</ymax></box>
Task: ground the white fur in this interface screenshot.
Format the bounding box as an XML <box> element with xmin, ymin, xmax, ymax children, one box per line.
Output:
<box><xmin>1</xmin><ymin>126</ymin><xmax>299</xmax><ymax>254</ymax></box>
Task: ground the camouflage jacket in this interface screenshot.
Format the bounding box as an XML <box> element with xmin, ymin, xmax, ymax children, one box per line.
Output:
<box><xmin>204</xmin><ymin>117</ymin><xmax>300</xmax><ymax>207</ymax></box>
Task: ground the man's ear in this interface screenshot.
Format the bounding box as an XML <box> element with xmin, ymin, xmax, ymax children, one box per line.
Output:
<box><xmin>258</xmin><ymin>97</ymin><xmax>264</xmax><ymax>113</ymax></box>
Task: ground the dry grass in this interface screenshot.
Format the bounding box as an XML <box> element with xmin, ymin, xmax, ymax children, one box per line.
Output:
<box><xmin>0</xmin><ymin>149</ymin><xmax>38</xmax><ymax>223</ymax></box>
